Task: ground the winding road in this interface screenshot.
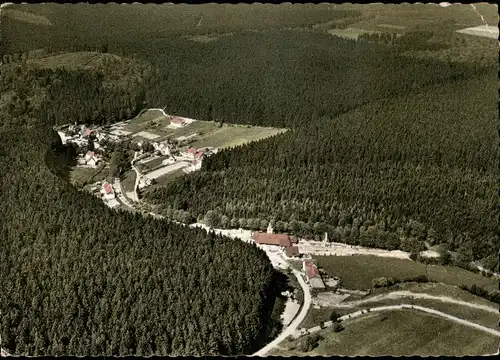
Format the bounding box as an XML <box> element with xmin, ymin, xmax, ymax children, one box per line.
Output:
<box><xmin>253</xmin><ymin>269</ymin><xmax>312</xmax><ymax>357</ymax></box>
<box><xmin>300</xmin><ymin>304</ymin><xmax>500</xmax><ymax>339</ymax></box>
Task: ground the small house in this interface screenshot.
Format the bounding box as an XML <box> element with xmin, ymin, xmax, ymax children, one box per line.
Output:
<box><xmin>102</xmin><ymin>182</ymin><xmax>115</xmax><ymax>200</ymax></box>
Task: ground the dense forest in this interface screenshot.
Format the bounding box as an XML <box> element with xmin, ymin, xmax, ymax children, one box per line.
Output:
<box><xmin>0</xmin><ymin>4</ymin><xmax>498</xmax><ymax>355</ymax></box>
<box><xmin>2</xmin><ymin>5</ymin><xmax>497</xmax><ymax>272</ymax></box>
<box><xmin>0</xmin><ymin>61</ymin><xmax>287</xmax><ymax>356</ymax></box>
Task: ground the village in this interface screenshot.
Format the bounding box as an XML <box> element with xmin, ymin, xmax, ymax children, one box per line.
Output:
<box><xmin>55</xmin><ymin>111</ymin><xmax>219</xmax><ymax>210</ymax></box>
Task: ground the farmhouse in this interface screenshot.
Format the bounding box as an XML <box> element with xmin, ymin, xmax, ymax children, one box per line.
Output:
<box><xmin>84</xmin><ymin>151</ymin><xmax>100</xmax><ymax>167</ymax></box>
<box><xmin>303</xmin><ymin>259</ymin><xmax>325</xmax><ymax>289</ymax></box>
<box><xmin>102</xmin><ymin>182</ymin><xmax>115</xmax><ymax>200</ymax></box>
<box><xmin>170</xmin><ymin>116</ymin><xmax>187</xmax><ymax>128</ymax></box>
<box><xmin>252</xmin><ymin>232</ymin><xmax>298</xmax><ymax>248</ymax></box>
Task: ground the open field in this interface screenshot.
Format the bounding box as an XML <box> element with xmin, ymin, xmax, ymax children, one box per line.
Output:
<box><xmin>456</xmin><ymin>25</ymin><xmax>499</xmax><ymax>39</ymax></box>
<box><xmin>120</xmin><ymin>170</ymin><xmax>136</xmax><ymax>194</ymax></box>
<box><xmin>142</xmin><ymin>168</ymin><xmax>186</xmax><ymax>196</ymax></box>
<box><xmin>69</xmin><ymin>165</ymin><xmax>107</xmax><ymax>187</ymax></box>
<box><xmin>314</xmin><ymin>255</ymin><xmax>498</xmax><ymax>291</ymax></box>
<box><xmin>273</xmin><ymin>309</ymin><xmax>499</xmax><ymax>356</ymax></box>
<box><xmin>124</xmin><ymin>109</ymin><xmax>168</xmax><ymax>133</ymax></box>
<box><xmin>145</xmin><ymin>161</ymin><xmax>189</xmax><ymax>180</ymax></box>
<box><xmin>190</xmin><ymin>124</ymin><xmax>287</xmax><ymax>149</ymax></box>
<box><xmin>327</xmin><ymin>28</ymin><xmax>383</xmax><ymax>40</ymax></box>
<box><xmin>304</xmin><ymin>282</ymin><xmax>499</xmax><ymax>330</ymax></box>
<box><xmin>125</xmin><ymin>112</ymin><xmax>286</xmax><ymax>150</ymax></box>
<box><xmin>136</xmin><ymin>155</ymin><xmax>170</xmax><ymax>173</ymax></box>
<box><xmin>2</xmin><ymin>8</ymin><xmax>53</xmax><ymax>26</ymax></box>
<box><xmin>300</xmin><ymin>307</ymin><xmax>335</xmax><ymax>329</ymax></box>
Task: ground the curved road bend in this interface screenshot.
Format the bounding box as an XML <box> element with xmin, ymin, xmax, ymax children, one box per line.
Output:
<box><xmin>252</xmin><ymin>269</ymin><xmax>312</xmax><ymax>357</ymax></box>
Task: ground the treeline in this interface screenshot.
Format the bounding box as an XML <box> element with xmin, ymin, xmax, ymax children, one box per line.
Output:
<box><xmin>0</xmin><ymin>58</ymin><xmax>284</xmax><ymax>356</ymax></box>
<box><xmin>459</xmin><ymin>284</ymin><xmax>500</xmax><ymax>305</ymax></box>
<box><xmin>146</xmin><ymin>69</ymin><xmax>498</xmax><ymax>270</ymax></box>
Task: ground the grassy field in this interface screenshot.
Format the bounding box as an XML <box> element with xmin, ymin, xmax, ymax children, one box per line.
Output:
<box><xmin>69</xmin><ymin>165</ymin><xmax>107</xmax><ymax>187</ymax></box>
<box><xmin>300</xmin><ymin>308</ymin><xmax>335</xmax><ymax>329</ymax></box>
<box><xmin>169</xmin><ymin>121</ymin><xmax>218</xmax><ymax>138</ymax></box>
<box><xmin>314</xmin><ymin>255</ymin><xmax>498</xmax><ymax>291</ymax></box>
<box><xmin>120</xmin><ymin>170</ymin><xmax>136</xmax><ymax>194</ymax></box>
<box><xmin>327</xmin><ymin>28</ymin><xmax>382</xmax><ymax>40</ymax></box>
<box><xmin>274</xmin><ymin>309</ymin><xmax>499</xmax><ymax>356</ymax></box>
<box><xmin>125</xmin><ymin>114</ymin><xmax>286</xmax><ymax>150</ymax></box>
<box><xmin>124</xmin><ymin>109</ymin><xmax>168</xmax><ymax>133</ymax></box>
<box><xmin>190</xmin><ymin>123</ymin><xmax>286</xmax><ymax>149</ymax></box>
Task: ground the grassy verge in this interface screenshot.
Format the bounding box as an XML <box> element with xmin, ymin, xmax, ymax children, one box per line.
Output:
<box><xmin>300</xmin><ymin>308</ymin><xmax>334</xmax><ymax>329</ymax></box>
<box><xmin>314</xmin><ymin>255</ymin><xmax>498</xmax><ymax>291</ymax></box>
<box><xmin>120</xmin><ymin>170</ymin><xmax>136</xmax><ymax>194</ymax></box>
<box><xmin>273</xmin><ymin>309</ymin><xmax>499</xmax><ymax>356</ymax></box>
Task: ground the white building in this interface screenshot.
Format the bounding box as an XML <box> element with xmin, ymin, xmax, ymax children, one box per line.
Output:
<box><xmin>153</xmin><ymin>142</ymin><xmax>170</xmax><ymax>156</ymax></box>
<box><xmin>84</xmin><ymin>151</ymin><xmax>100</xmax><ymax>168</ymax></box>
<box><xmin>190</xmin><ymin>159</ymin><xmax>202</xmax><ymax>171</ymax></box>
<box><xmin>162</xmin><ymin>157</ymin><xmax>175</xmax><ymax>166</ymax></box>
<box><xmin>102</xmin><ymin>182</ymin><xmax>115</xmax><ymax>200</ymax></box>
<box><xmin>138</xmin><ymin>176</ymin><xmax>153</xmax><ymax>189</ymax></box>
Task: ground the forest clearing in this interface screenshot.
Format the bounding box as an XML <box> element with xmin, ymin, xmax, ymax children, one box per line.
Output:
<box><xmin>314</xmin><ymin>255</ymin><xmax>498</xmax><ymax>292</ymax></box>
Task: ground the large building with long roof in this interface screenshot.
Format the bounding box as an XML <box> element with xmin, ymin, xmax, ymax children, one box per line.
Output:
<box><xmin>303</xmin><ymin>259</ymin><xmax>325</xmax><ymax>289</ymax></box>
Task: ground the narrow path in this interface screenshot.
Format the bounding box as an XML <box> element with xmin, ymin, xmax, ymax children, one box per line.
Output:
<box><xmin>334</xmin><ymin>290</ymin><xmax>499</xmax><ymax>313</ymax></box>
<box><xmin>301</xmin><ymin>304</ymin><xmax>500</xmax><ymax>338</ymax></box>
<box><xmin>252</xmin><ymin>269</ymin><xmax>312</xmax><ymax>357</ymax></box>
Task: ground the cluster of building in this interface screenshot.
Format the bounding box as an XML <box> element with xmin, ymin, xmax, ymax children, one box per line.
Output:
<box><xmin>251</xmin><ymin>223</ymin><xmax>327</xmax><ymax>290</ymax></box>
<box><xmin>252</xmin><ymin>232</ymin><xmax>300</xmax><ymax>258</ymax></box>
<box><xmin>57</xmin><ymin>123</ymin><xmax>127</xmax><ymax>168</ymax></box>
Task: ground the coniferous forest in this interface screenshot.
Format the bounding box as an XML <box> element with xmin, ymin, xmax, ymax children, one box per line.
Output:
<box><xmin>0</xmin><ymin>54</ymin><xmax>285</xmax><ymax>357</ymax></box>
<box><xmin>0</xmin><ymin>2</ymin><xmax>498</xmax><ymax>356</ymax></box>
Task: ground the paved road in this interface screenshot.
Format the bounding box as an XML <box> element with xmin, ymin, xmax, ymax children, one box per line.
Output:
<box><xmin>252</xmin><ymin>269</ymin><xmax>312</xmax><ymax>357</ymax></box>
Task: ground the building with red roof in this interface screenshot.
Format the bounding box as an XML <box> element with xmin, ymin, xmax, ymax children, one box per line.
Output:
<box><xmin>285</xmin><ymin>245</ymin><xmax>300</xmax><ymax>258</ymax></box>
<box><xmin>83</xmin><ymin>128</ymin><xmax>94</xmax><ymax>137</ymax></box>
<box><xmin>187</xmin><ymin>147</ymin><xmax>196</xmax><ymax>158</ymax></box>
<box><xmin>303</xmin><ymin>259</ymin><xmax>325</xmax><ymax>289</ymax></box>
<box><xmin>252</xmin><ymin>232</ymin><xmax>294</xmax><ymax>247</ymax></box>
<box><xmin>102</xmin><ymin>182</ymin><xmax>115</xmax><ymax>200</ymax></box>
